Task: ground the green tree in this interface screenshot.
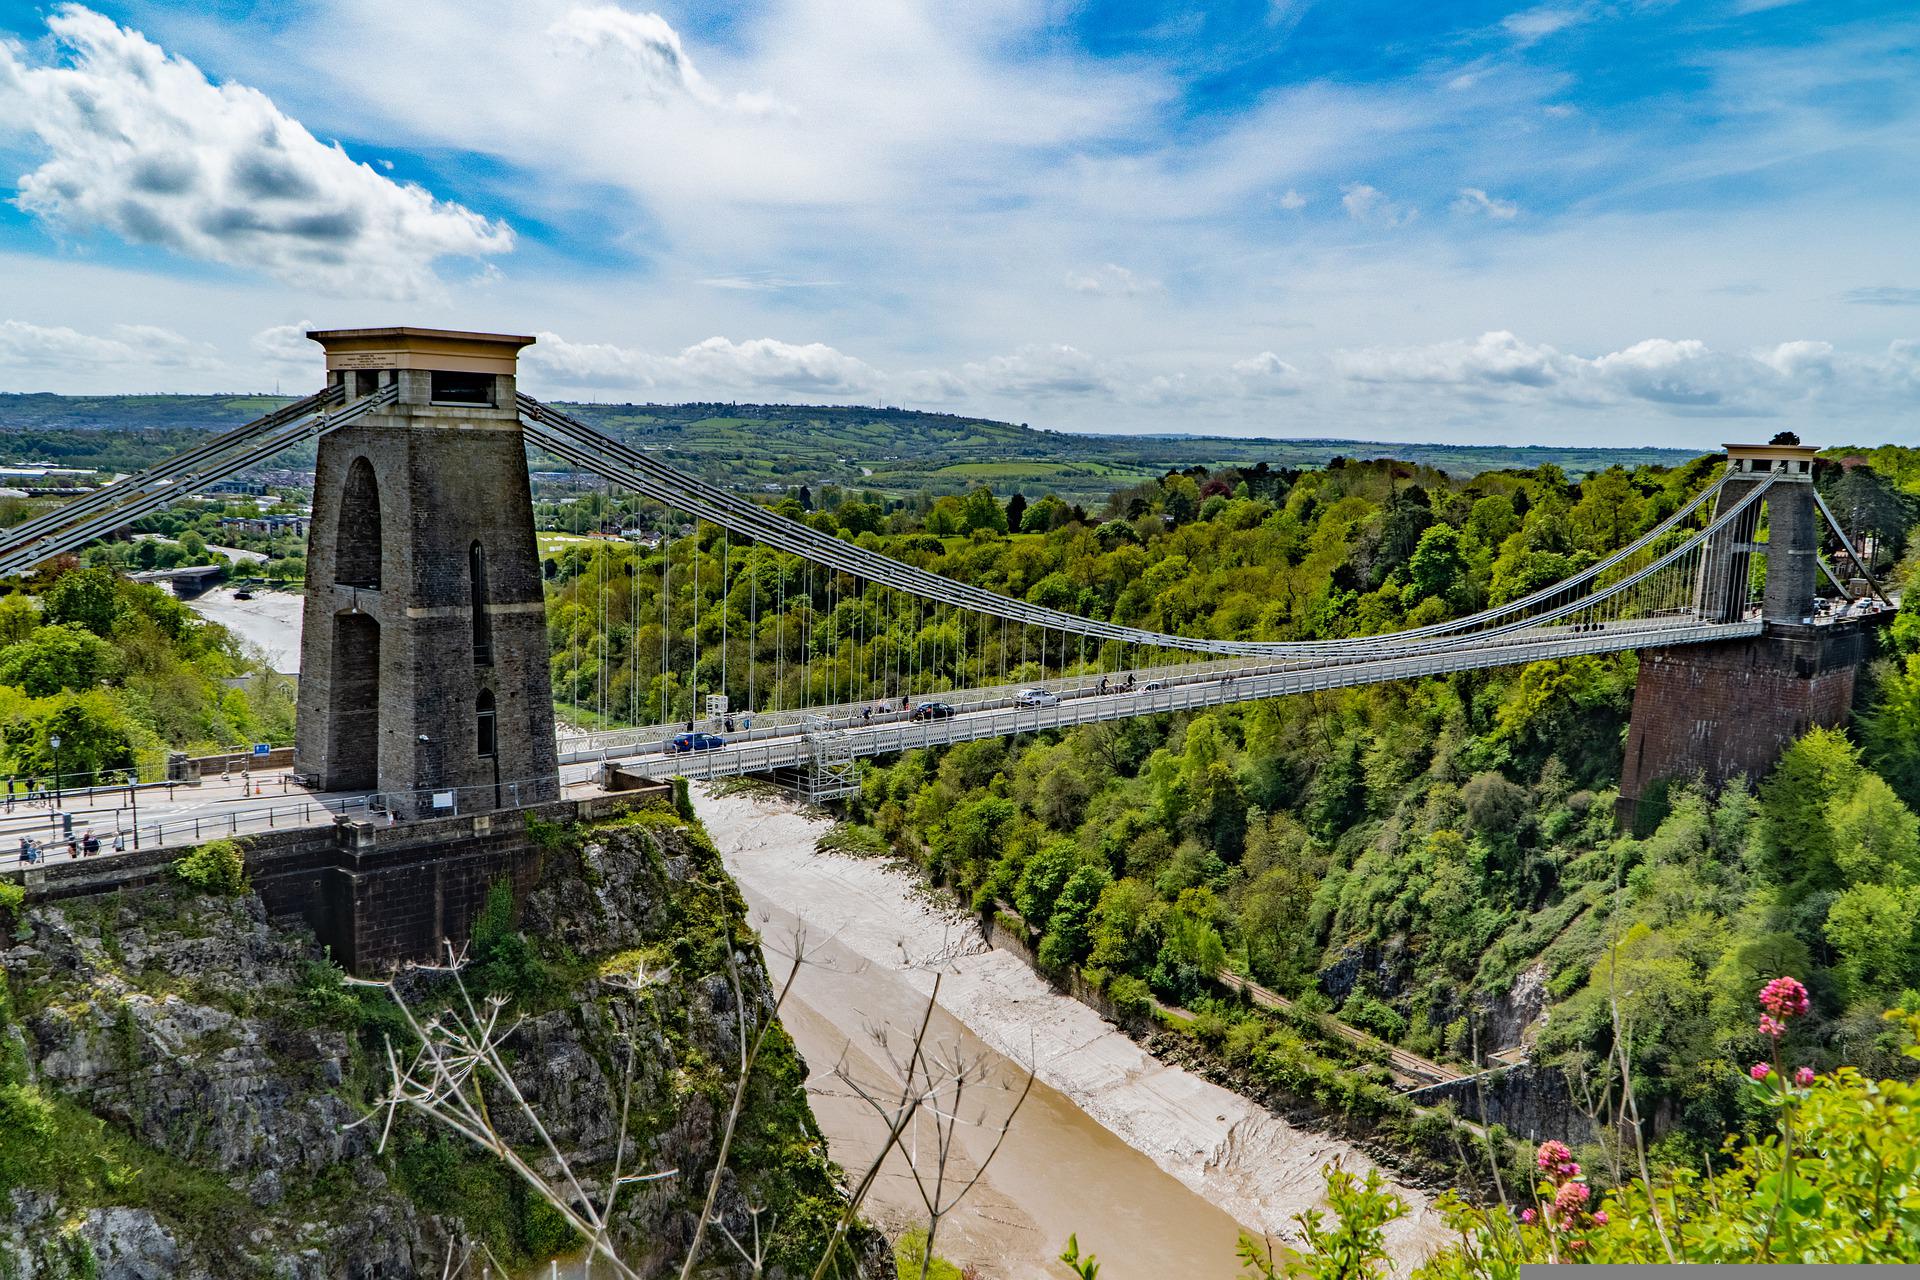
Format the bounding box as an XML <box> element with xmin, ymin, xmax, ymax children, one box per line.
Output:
<box><xmin>1014</xmin><ymin>838</ymin><xmax>1080</xmax><ymax>929</ymax></box>
<box><xmin>1</xmin><ymin>690</ymin><xmax>138</xmax><ymax>781</ymax></box>
<box><xmin>1827</xmin><ymin>774</ymin><xmax>1920</xmax><ymax>886</ymax></box>
<box><xmin>1824</xmin><ymin>883</ymin><xmax>1918</xmax><ymax>1001</ymax></box>
<box><xmin>960</xmin><ymin>486</ymin><xmax>1008</xmax><ymax>535</ymax></box>
<box><xmin>0</xmin><ymin>624</ymin><xmax>114</xmax><ymax>697</ymax></box>
<box><xmin>1757</xmin><ymin>727</ymin><xmax>1864</xmax><ymax>890</ymax></box>
<box><xmin>1406</xmin><ymin>523</ymin><xmax>1468</xmax><ymax>603</ymax></box>
<box><xmin>39</xmin><ymin>567</ymin><xmax>121</xmax><ymax>636</ymax></box>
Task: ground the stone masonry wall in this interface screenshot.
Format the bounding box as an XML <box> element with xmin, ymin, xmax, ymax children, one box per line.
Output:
<box><xmin>1615</xmin><ymin>617</ymin><xmax>1883</xmax><ymax>832</ymax></box>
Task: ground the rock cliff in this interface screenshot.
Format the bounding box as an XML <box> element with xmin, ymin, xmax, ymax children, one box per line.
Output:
<box><xmin>0</xmin><ymin>807</ymin><xmax>870</xmax><ymax>1278</ymax></box>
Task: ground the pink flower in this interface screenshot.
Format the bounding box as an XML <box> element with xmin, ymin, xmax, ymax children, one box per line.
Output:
<box><xmin>1592</xmin><ymin>1211</ymin><xmax>1609</xmax><ymax>1226</ymax></box>
<box><xmin>1554</xmin><ymin>1181</ymin><xmax>1591</xmax><ymax>1217</ymax></box>
<box><xmin>1758</xmin><ymin>976</ymin><xmax>1810</xmax><ymax>1020</ymax></box>
<box><xmin>1758</xmin><ymin>1014</ymin><xmax>1785</xmax><ymax>1040</ymax></box>
<box><xmin>1750</xmin><ymin>1062</ymin><xmax>1772</xmax><ymax>1081</ymax></box>
<box><xmin>1520</xmin><ymin>1209</ymin><xmax>1536</xmax><ymax>1224</ymax></box>
<box><xmin>1795</xmin><ymin>1066</ymin><xmax>1816</xmax><ymax>1086</ymax></box>
<box><xmin>1536</xmin><ymin>1140</ymin><xmax>1573</xmax><ymax>1172</ymax></box>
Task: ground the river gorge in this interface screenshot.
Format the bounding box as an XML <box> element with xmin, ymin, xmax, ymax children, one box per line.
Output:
<box><xmin>695</xmin><ymin>785</ymin><xmax>1446</xmax><ymax>1279</ymax></box>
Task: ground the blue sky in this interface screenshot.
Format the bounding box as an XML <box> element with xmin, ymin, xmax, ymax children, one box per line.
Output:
<box><xmin>0</xmin><ymin>0</ymin><xmax>1916</xmax><ymax>445</ymax></box>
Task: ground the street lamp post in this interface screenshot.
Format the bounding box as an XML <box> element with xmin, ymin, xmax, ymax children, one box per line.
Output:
<box><xmin>49</xmin><ymin>733</ymin><xmax>61</xmax><ymax>811</ymax></box>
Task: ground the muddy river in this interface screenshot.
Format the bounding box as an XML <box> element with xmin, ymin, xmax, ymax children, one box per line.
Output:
<box><xmin>695</xmin><ymin>786</ymin><xmax>1445</xmax><ymax>1279</ymax></box>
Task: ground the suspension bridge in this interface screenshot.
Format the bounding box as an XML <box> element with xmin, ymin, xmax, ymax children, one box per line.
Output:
<box><xmin>0</xmin><ymin>327</ymin><xmax>1891</xmax><ymax>843</ymax></box>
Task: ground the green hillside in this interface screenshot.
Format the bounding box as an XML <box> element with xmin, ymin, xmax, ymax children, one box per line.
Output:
<box><xmin>0</xmin><ymin>392</ymin><xmax>1701</xmax><ymax>500</ymax></box>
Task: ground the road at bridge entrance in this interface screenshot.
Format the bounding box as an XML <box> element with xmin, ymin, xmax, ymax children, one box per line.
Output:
<box><xmin>0</xmin><ymin>760</ymin><xmax>613</xmax><ymax>871</ymax></box>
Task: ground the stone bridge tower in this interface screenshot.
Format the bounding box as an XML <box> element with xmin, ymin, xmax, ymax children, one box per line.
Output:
<box><xmin>294</xmin><ymin>328</ymin><xmax>559</xmax><ymax>817</ymax></box>
<box><xmin>1616</xmin><ymin>440</ymin><xmax>1884</xmax><ymax>832</ymax></box>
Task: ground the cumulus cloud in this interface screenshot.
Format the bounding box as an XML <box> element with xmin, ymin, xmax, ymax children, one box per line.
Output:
<box><xmin>1232</xmin><ymin>351</ymin><xmax>1306</xmax><ymax>394</ymax></box>
<box><xmin>1341</xmin><ymin>183</ymin><xmax>1417</xmax><ymax>227</ymax></box>
<box><xmin>0</xmin><ymin>319</ymin><xmax>214</xmax><ymax>370</ymax></box>
<box><xmin>545</xmin><ymin>5</ymin><xmax>785</xmax><ymax>115</ymax></box>
<box><xmin>1277</xmin><ymin>189</ymin><xmax>1308</xmax><ymax>210</ymax></box>
<box><xmin>1453</xmin><ymin>187</ymin><xmax>1519</xmax><ymax>219</ymax></box>
<box><xmin>250</xmin><ymin>322</ymin><xmax>319</xmax><ymax>366</ymax></box>
<box><xmin>953</xmin><ymin>345</ymin><xmax>1116</xmax><ymax>398</ymax></box>
<box><xmin>0</xmin><ymin>5</ymin><xmax>512</xmax><ymax>296</ymax></box>
<box><xmin>523</xmin><ymin>332</ymin><xmax>880</xmax><ymax>396</ymax></box>
<box><xmin>1330</xmin><ymin>330</ymin><xmax>1920</xmax><ymax>415</ymax></box>
<box><xmin>1064</xmin><ymin>264</ymin><xmax>1158</xmax><ymax>296</ymax></box>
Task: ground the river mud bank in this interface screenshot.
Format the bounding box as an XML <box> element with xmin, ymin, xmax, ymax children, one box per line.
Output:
<box><xmin>694</xmin><ymin>785</ymin><xmax>1449</xmax><ymax>1278</ymax></box>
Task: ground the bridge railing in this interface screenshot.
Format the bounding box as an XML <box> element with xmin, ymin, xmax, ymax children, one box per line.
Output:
<box><xmin>2</xmin><ymin>794</ymin><xmax>379</xmax><ymax>865</ymax></box>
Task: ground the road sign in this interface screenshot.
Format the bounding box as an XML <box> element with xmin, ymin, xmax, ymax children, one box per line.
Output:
<box><xmin>252</xmin><ymin>743</ymin><xmax>271</xmax><ymax>755</ymax></box>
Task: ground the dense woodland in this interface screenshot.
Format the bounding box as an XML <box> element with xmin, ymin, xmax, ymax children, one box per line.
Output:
<box><xmin>0</xmin><ymin>566</ymin><xmax>292</xmax><ymax>782</ymax></box>
<box><xmin>540</xmin><ymin>446</ymin><xmax>1920</xmax><ymax>1166</ymax></box>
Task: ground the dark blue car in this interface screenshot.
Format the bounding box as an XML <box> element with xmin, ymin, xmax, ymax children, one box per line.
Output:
<box><xmin>666</xmin><ymin>732</ymin><xmax>726</xmax><ymax>754</ymax></box>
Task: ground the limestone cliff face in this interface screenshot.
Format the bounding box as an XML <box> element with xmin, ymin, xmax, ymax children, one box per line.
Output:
<box><xmin>0</xmin><ymin>810</ymin><xmax>872</xmax><ymax>1279</ymax></box>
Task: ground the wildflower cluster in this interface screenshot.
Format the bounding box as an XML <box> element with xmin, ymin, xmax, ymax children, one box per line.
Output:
<box><xmin>1524</xmin><ymin>1140</ymin><xmax>1605</xmax><ymax>1238</ymax></box>
<box><xmin>1757</xmin><ymin>975</ymin><xmax>1810</xmax><ymax>1041</ymax></box>
<box><xmin>1751</xmin><ymin>975</ymin><xmax>1816</xmax><ymax>1086</ymax></box>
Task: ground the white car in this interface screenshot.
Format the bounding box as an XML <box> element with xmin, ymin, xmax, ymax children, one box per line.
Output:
<box><xmin>1014</xmin><ymin>687</ymin><xmax>1061</xmax><ymax>707</ymax></box>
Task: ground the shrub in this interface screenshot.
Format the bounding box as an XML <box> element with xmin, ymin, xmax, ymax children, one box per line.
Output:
<box><xmin>1108</xmin><ymin>974</ymin><xmax>1153</xmax><ymax>1020</ymax></box>
<box><xmin>0</xmin><ymin>880</ymin><xmax>24</xmax><ymax>923</ymax></box>
<box><xmin>170</xmin><ymin>839</ymin><xmax>247</xmax><ymax>896</ymax></box>
<box><xmin>816</xmin><ymin>823</ymin><xmax>889</xmax><ymax>857</ymax></box>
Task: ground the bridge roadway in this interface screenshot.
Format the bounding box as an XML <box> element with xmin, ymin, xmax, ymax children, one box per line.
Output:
<box><xmin>0</xmin><ymin>613</ymin><xmax>1762</xmax><ymax>869</ymax></box>
<box><xmin>590</xmin><ymin>615</ymin><xmax>1760</xmax><ymax>782</ymax></box>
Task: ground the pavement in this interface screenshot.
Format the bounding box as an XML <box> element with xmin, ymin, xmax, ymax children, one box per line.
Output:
<box><xmin>0</xmin><ymin>760</ymin><xmax>612</xmax><ymax>870</ymax></box>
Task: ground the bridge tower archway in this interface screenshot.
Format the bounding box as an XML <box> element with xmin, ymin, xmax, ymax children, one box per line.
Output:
<box><xmin>293</xmin><ymin>328</ymin><xmax>558</xmax><ymax>815</ymax></box>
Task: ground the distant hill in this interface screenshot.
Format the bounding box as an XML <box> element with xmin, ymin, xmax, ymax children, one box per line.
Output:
<box><xmin>0</xmin><ymin>392</ymin><xmax>1702</xmax><ymax>499</ymax></box>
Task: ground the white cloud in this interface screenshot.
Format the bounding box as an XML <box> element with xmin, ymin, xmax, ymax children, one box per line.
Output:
<box><xmin>696</xmin><ymin>274</ymin><xmax>838</xmax><ymax>291</ymax></box>
<box><xmin>0</xmin><ymin>5</ymin><xmax>512</xmax><ymax>296</ymax></box>
<box><xmin>1843</xmin><ymin>286</ymin><xmax>1920</xmax><ymax>307</ymax></box>
<box><xmin>1453</xmin><ymin>187</ymin><xmax>1519</xmax><ymax>219</ymax></box>
<box><xmin>0</xmin><ymin>319</ymin><xmax>214</xmax><ymax>371</ymax></box>
<box><xmin>523</xmin><ymin>332</ymin><xmax>880</xmax><ymax>396</ymax></box>
<box><xmin>250</xmin><ymin>322</ymin><xmax>319</xmax><ymax>365</ymax></box>
<box><xmin>1330</xmin><ymin>330</ymin><xmax>1920</xmax><ymax>415</ymax></box>
<box><xmin>1341</xmin><ymin>183</ymin><xmax>1418</xmax><ymax>226</ymax></box>
<box><xmin>1277</xmin><ymin>189</ymin><xmax>1308</xmax><ymax>210</ymax></box>
<box><xmin>1064</xmin><ymin>264</ymin><xmax>1159</xmax><ymax>296</ymax></box>
<box><xmin>1501</xmin><ymin>4</ymin><xmax>1592</xmax><ymax>44</ymax></box>
<box><xmin>1232</xmin><ymin>351</ymin><xmax>1306</xmax><ymax>395</ymax></box>
<box><xmin>943</xmin><ymin>345</ymin><xmax>1114</xmax><ymax>399</ymax></box>
<box><xmin>545</xmin><ymin>5</ymin><xmax>786</xmax><ymax>115</ymax></box>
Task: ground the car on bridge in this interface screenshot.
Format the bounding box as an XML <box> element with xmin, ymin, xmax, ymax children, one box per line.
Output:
<box><xmin>665</xmin><ymin>732</ymin><xmax>727</xmax><ymax>754</ymax></box>
<box><xmin>910</xmin><ymin>702</ymin><xmax>956</xmax><ymax>721</ymax></box>
<box><xmin>1014</xmin><ymin>687</ymin><xmax>1061</xmax><ymax>707</ymax></box>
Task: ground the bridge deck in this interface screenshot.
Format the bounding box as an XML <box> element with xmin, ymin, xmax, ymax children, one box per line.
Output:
<box><xmin>610</xmin><ymin>617</ymin><xmax>1761</xmax><ymax>784</ymax></box>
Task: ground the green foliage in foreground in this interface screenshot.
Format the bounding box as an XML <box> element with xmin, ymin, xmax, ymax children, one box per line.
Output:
<box><xmin>895</xmin><ymin>1227</ymin><xmax>967</xmax><ymax>1280</ymax></box>
<box><xmin>169</xmin><ymin>838</ymin><xmax>248</xmax><ymax>896</ymax></box>
<box><xmin>1232</xmin><ymin>1010</ymin><xmax>1920</xmax><ymax>1275</ymax></box>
